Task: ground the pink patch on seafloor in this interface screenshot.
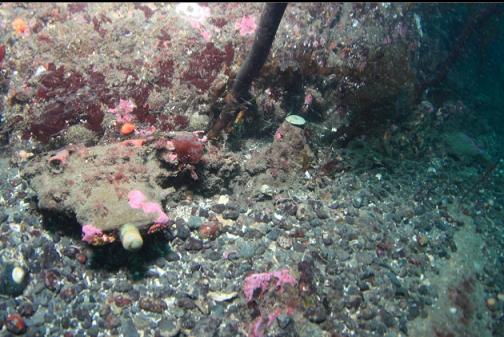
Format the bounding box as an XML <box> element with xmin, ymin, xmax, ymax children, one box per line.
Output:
<box><xmin>128</xmin><ymin>190</ymin><xmax>147</xmax><ymax>209</ymax></box>
<box><xmin>304</xmin><ymin>93</ymin><xmax>313</xmax><ymax>106</ymax></box>
<box><xmin>127</xmin><ymin>190</ymin><xmax>170</xmax><ymax>224</ymax></box>
<box><xmin>267</xmin><ymin>307</ymin><xmax>283</xmax><ymax>326</ymax></box>
<box><xmin>249</xmin><ymin>316</ymin><xmax>266</xmax><ymax>337</ymax></box>
<box><xmin>200</xmin><ymin>29</ymin><xmax>212</xmax><ymax>42</ymax></box>
<box><xmin>235</xmin><ymin>15</ymin><xmax>257</xmax><ymax>36</ymax></box>
<box><xmin>48</xmin><ymin>149</ymin><xmax>70</xmax><ymax>167</ymax></box>
<box><xmin>154</xmin><ymin>212</ymin><xmax>169</xmax><ymax>224</ymax></box>
<box><xmin>141</xmin><ymin>202</ymin><xmax>169</xmax><ymax>224</ymax></box>
<box><xmin>274</xmin><ymin>130</ymin><xmax>283</xmax><ymax>141</ymax></box>
<box><xmin>82</xmin><ymin>224</ymin><xmax>103</xmax><ymax>243</ymax></box>
<box><xmin>167</xmin><ymin>152</ymin><xmax>178</xmax><ymax>162</ymax></box>
<box><xmin>243</xmin><ymin>269</ymin><xmax>297</xmax><ymax>302</ymax></box>
<box><xmin>109</xmin><ymin>99</ymin><xmax>136</xmax><ymax>124</ymax></box>
<box><xmin>141</xmin><ymin>201</ymin><xmax>163</xmax><ymax>214</ymax></box>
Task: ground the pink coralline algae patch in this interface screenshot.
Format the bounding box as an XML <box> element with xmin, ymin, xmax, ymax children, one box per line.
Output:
<box><xmin>243</xmin><ymin>269</ymin><xmax>297</xmax><ymax>303</ymax></box>
<box><xmin>274</xmin><ymin>129</ymin><xmax>283</xmax><ymax>141</ymax></box>
<box><xmin>199</xmin><ymin>28</ymin><xmax>212</xmax><ymax>42</ymax></box>
<box><xmin>109</xmin><ymin>99</ymin><xmax>136</xmax><ymax>124</ymax></box>
<box><xmin>190</xmin><ymin>21</ymin><xmax>213</xmax><ymax>42</ymax></box>
<box><xmin>304</xmin><ymin>93</ymin><xmax>313</xmax><ymax>106</ymax></box>
<box><xmin>142</xmin><ymin>202</ymin><xmax>169</xmax><ymax>223</ymax></box>
<box><xmin>235</xmin><ymin>15</ymin><xmax>257</xmax><ymax>36</ymax></box>
<box><xmin>127</xmin><ymin>190</ymin><xmax>146</xmax><ymax>208</ymax></box>
<box><xmin>127</xmin><ymin>190</ymin><xmax>169</xmax><ymax>224</ymax></box>
<box><xmin>82</xmin><ymin>224</ymin><xmax>103</xmax><ymax>243</ymax></box>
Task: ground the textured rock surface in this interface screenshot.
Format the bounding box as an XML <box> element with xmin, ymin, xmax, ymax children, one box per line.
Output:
<box><xmin>24</xmin><ymin>142</ymin><xmax>167</xmax><ymax>232</ymax></box>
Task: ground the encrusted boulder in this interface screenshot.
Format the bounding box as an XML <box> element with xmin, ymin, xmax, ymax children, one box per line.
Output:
<box><xmin>22</xmin><ymin>131</ymin><xmax>241</xmax><ymax>249</ymax></box>
<box><xmin>23</xmin><ymin>140</ymin><xmax>169</xmax><ymax>249</ymax></box>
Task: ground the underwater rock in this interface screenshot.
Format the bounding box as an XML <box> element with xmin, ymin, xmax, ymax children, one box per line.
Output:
<box><xmin>246</xmin><ymin>121</ymin><xmax>314</xmax><ymax>190</ymax></box>
<box><xmin>23</xmin><ymin>141</ymin><xmax>173</xmax><ymax>248</ymax></box>
<box><xmin>22</xmin><ymin>133</ymin><xmax>241</xmax><ymax>248</ymax></box>
<box><xmin>442</xmin><ymin>131</ymin><xmax>490</xmax><ymax>163</ymax></box>
<box><xmin>24</xmin><ymin>133</ymin><xmax>219</xmax><ymax>250</ymax></box>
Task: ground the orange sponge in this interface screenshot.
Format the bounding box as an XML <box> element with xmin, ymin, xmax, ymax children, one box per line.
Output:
<box><xmin>120</xmin><ymin>122</ymin><xmax>135</xmax><ymax>136</ymax></box>
<box><xmin>12</xmin><ymin>18</ymin><xmax>28</xmax><ymax>35</ymax></box>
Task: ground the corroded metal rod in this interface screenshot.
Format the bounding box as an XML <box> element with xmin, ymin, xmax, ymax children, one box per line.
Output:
<box><xmin>232</xmin><ymin>3</ymin><xmax>288</xmax><ymax>100</ymax></box>
<box><xmin>209</xmin><ymin>3</ymin><xmax>287</xmax><ymax>139</ymax></box>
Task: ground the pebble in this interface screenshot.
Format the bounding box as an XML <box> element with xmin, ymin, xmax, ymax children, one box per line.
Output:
<box><xmin>40</xmin><ymin>242</ymin><xmax>61</xmax><ymax>269</ymax></box>
<box><xmin>115</xmin><ymin>281</ymin><xmax>133</xmax><ymax>293</ymax></box>
<box><xmin>238</xmin><ymin>242</ymin><xmax>256</xmax><ymax>259</ymax></box>
<box><xmin>121</xmin><ymin>318</ymin><xmax>140</xmax><ymax>337</ymax></box>
<box><xmin>26</xmin><ymin>311</ymin><xmax>45</xmax><ymax>327</ymax></box>
<box><xmin>191</xmin><ymin>317</ymin><xmax>221</xmax><ymax>336</ymax></box>
<box><xmin>267</xmin><ymin>228</ymin><xmax>281</xmax><ymax>241</ymax></box>
<box><xmin>185</xmin><ymin>237</ymin><xmax>203</xmax><ymax>251</ymax></box>
<box><xmin>104</xmin><ymin>313</ymin><xmax>121</xmax><ymax>329</ymax></box>
<box><xmin>0</xmin><ymin>210</ymin><xmax>8</xmax><ymax>224</ymax></box>
<box><xmin>17</xmin><ymin>302</ymin><xmax>35</xmax><ymax>317</ymax></box>
<box><xmin>188</xmin><ymin>216</ymin><xmax>204</xmax><ymax>230</ymax></box>
<box><xmin>73</xmin><ymin>306</ymin><xmax>91</xmax><ymax>322</ymax></box>
<box><xmin>181</xmin><ymin>313</ymin><xmax>196</xmax><ymax>329</ymax></box>
<box><xmin>166</xmin><ymin>251</ymin><xmax>180</xmax><ymax>262</ymax></box>
<box><xmin>486</xmin><ymin>297</ymin><xmax>497</xmax><ymax>310</ymax></box>
<box><xmin>199</xmin><ymin>221</ymin><xmax>220</xmax><ymax>239</ymax></box>
<box><xmin>177</xmin><ymin>296</ymin><xmax>197</xmax><ymax>310</ymax></box>
<box><xmin>277</xmin><ymin>314</ymin><xmax>293</xmax><ymax>329</ymax></box>
<box><xmin>60</xmin><ymin>286</ymin><xmax>77</xmax><ymax>303</ymax></box>
<box><xmin>379</xmin><ymin>309</ymin><xmax>395</xmax><ymax>327</ymax></box>
<box><xmin>359</xmin><ymin>307</ymin><xmax>377</xmax><ymax>320</ymax></box>
<box><xmin>211</xmin><ymin>204</ymin><xmax>226</xmax><ymax>214</ymax></box>
<box><xmin>6</xmin><ymin>313</ymin><xmax>26</xmax><ymax>334</ymax></box>
<box><xmin>43</xmin><ymin>269</ymin><xmax>62</xmax><ymax>292</ymax></box>
<box><xmin>139</xmin><ymin>297</ymin><xmax>167</xmax><ymax>313</ymax></box>
<box><xmin>87</xmin><ymin>326</ymin><xmax>99</xmax><ymax>337</ymax></box>
<box><xmin>305</xmin><ymin>306</ymin><xmax>328</xmax><ymax>323</ymax></box>
<box><xmin>322</xmin><ymin>237</ymin><xmax>333</xmax><ymax>245</ymax></box>
<box><xmin>174</xmin><ymin>223</ymin><xmax>190</xmax><ymax>240</ymax></box>
<box><xmin>277</xmin><ymin>236</ymin><xmax>293</xmax><ymax>249</ymax></box>
<box><xmin>223</xmin><ymin>208</ymin><xmax>239</xmax><ymax>220</ymax></box>
<box><xmin>346</xmin><ymin>295</ymin><xmax>362</xmax><ymax>309</ymax></box>
<box><xmin>298</xmin><ymin>321</ymin><xmax>326</xmax><ymax>337</ymax></box>
<box><xmin>416</xmin><ymin>234</ymin><xmax>429</xmax><ymax>247</ymax></box>
<box><xmin>157</xmin><ymin>319</ymin><xmax>180</xmax><ymax>337</ymax></box>
<box><xmin>113</xmin><ymin>294</ymin><xmax>133</xmax><ymax>307</ymax></box>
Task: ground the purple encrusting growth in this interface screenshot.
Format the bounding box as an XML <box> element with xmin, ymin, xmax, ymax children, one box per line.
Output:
<box><xmin>243</xmin><ymin>269</ymin><xmax>297</xmax><ymax>302</ymax></box>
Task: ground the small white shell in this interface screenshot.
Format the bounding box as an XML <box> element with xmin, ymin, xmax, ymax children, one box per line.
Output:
<box><xmin>285</xmin><ymin>115</ymin><xmax>306</xmax><ymax>126</ymax></box>
<box><xmin>11</xmin><ymin>266</ymin><xmax>26</xmax><ymax>284</ymax></box>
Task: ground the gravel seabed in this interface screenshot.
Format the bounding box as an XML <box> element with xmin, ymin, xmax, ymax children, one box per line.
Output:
<box><xmin>1</xmin><ymin>142</ymin><xmax>503</xmax><ymax>337</ymax></box>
